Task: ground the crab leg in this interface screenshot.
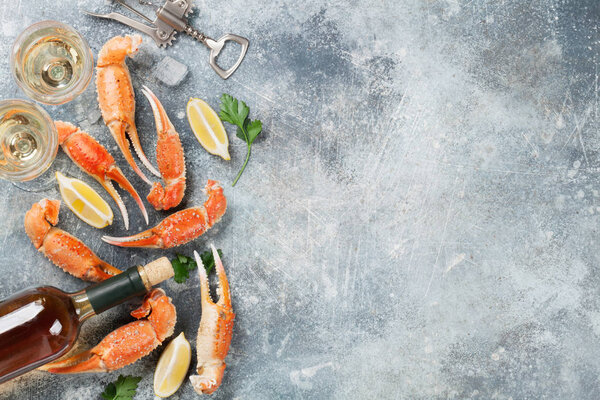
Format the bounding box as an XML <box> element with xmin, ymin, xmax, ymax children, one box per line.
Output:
<box><xmin>55</xmin><ymin>121</ymin><xmax>148</xmax><ymax>229</ymax></box>
<box><xmin>141</xmin><ymin>85</ymin><xmax>186</xmax><ymax>211</ymax></box>
<box><xmin>24</xmin><ymin>199</ymin><xmax>121</xmax><ymax>282</ymax></box>
<box><xmin>96</xmin><ymin>35</ymin><xmax>160</xmax><ymax>184</ymax></box>
<box><xmin>190</xmin><ymin>245</ymin><xmax>234</xmax><ymax>395</ymax></box>
<box><xmin>102</xmin><ymin>180</ymin><xmax>226</xmax><ymax>248</ymax></box>
<box><xmin>40</xmin><ymin>289</ymin><xmax>176</xmax><ymax>373</ymax></box>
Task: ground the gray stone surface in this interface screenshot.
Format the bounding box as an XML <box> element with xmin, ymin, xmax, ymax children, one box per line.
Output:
<box><xmin>0</xmin><ymin>0</ymin><xmax>598</xmax><ymax>398</ymax></box>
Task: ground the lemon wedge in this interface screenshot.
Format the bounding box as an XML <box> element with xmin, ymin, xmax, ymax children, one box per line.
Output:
<box><xmin>187</xmin><ymin>97</ymin><xmax>230</xmax><ymax>160</ymax></box>
<box><xmin>154</xmin><ymin>332</ymin><xmax>192</xmax><ymax>398</ymax></box>
<box><xmin>55</xmin><ymin>172</ymin><xmax>113</xmax><ymax>229</ymax></box>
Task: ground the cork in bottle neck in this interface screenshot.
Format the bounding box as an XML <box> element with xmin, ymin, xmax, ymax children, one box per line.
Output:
<box><xmin>138</xmin><ymin>257</ymin><xmax>174</xmax><ymax>289</ymax></box>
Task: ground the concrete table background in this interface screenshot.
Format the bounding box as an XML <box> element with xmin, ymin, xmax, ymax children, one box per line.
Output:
<box><xmin>0</xmin><ymin>0</ymin><xmax>598</xmax><ymax>398</ymax></box>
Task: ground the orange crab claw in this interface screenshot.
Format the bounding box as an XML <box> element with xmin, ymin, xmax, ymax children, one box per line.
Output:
<box><xmin>40</xmin><ymin>289</ymin><xmax>176</xmax><ymax>373</ymax></box>
<box><xmin>97</xmin><ymin>35</ymin><xmax>160</xmax><ymax>184</ymax></box>
<box><xmin>142</xmin><ymin>85</ymin><xmax>186</xmax><ymax>211</ymax></box>
<box><xmin>24</xmin><ymin>199</ymin><xmax>121</xmax><ymax>281</ymax></box>
<box><xmin>102</xmin><ymin>180</ymin><xmax>226</xmax><ymax>249</ymax></box>
<box><xmin>24</xmin><ymin>198</ymin><xmax>59</xmax><ymax>249</ymax></box>
<box><xmin>55</xmin><ymin>121</ymin><xmax>149</xmax><ymax>229</ymax></box>
<box><xmin>189</xmin><ymin>245</ymin><xmax>234</xmax><ymax>395</ymax></box>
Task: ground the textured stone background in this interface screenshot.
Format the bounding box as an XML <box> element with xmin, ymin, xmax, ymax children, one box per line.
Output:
<box><xmin>0</xmin><ymin>0</ymin><xmax>599</xmax><ymax>399</ymax></box>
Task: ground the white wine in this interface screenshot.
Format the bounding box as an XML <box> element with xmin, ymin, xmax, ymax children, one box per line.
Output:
<box><xmin>11</xmin><ymin>21</ymin><xmax>93</xmax><ymax>105</ymax></box>
<box><xmin>24</xmin><ymin>37</ymin><xmax>80</xmax><ymax>91</ymax></box>
<box><xmin>0</xmin><ymin>100</ymin><xmax>57</xmax><ymax>182</ymax></box>
<box><xmin>1</xmin><ymin>112</ymin><xmax>44</xmax><ymax>166</ymax></box>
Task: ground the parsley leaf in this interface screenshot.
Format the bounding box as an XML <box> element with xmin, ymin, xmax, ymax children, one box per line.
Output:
<box><xmin>219</xmin><ymin>93</ymin><xmax>263</xmax><ymax>186</ymax></box>
<box><xmin>219</xmin><ymin>94</ymin><xmax>249</xmax><ymax>127</ymax></box>
<box><xmin>246</xmin><ymin>120</ymin><xmax>263</xmax><ymax>144</ymax></box>
<box><xmin>235</xmin><ymin>126</ymin><xmax>245</xmax><ymax>141</ymax></box>
<box><xmin>171</xmin><ymin>254</ymin><xmax>197</xmax><ymax>283</ymax></box>
<box><xmin>101</xmin><ymin>375</ymin><xmax>141</xmax><ymax>400</ymax></box>
<box><xmin>199</xmin><ymin>248</ymin><xmax>223</xmax><ymax>274</ymax></box>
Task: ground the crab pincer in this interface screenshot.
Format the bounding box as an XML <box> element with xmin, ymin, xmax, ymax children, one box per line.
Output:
<box><xmin>102</xmin><ymin>180</ymin><xmax>226</xmax><ymax>248</ymax></box>
<box><xmin>190</xmin><ymin>245</ymin><xmax>235</xmax><ymax>395</ymax></box>
<box><xmin>96</xmin><ymin>35</ymin><xmax>160</xmax><ymax>184</ymax></box>
<box><xmin>141</xmin><ymin>85</ymin><xmax>186</xmax><ymax>211</ymax></box>
<box><xmin>55</xmin><ymin>121</ymin><xmax>148</xmax><ymax>230</ymax></box>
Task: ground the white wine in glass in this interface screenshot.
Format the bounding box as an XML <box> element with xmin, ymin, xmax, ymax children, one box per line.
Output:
<box><xmin>11</xmin><ymin>21</ymin><xmax>93</xmax><ymax>105</ymax></box>
<box><xmin>0</xmin><ymin>100</ymin><xmax>57</xmax><ymax>183</ymax></box>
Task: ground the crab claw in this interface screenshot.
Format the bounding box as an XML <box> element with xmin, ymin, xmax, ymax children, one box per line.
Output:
<box><xmin>189</xmin><ymin>245</ymin><xmax>234</xmax><ymax>395</ymax></box>
<box><xmin>194</xmin><ymin>245</ymin><xmax>232</xmax><ymax>309</ymax></box>
<box><xmin>55</xmin><ymin>121</ymin><xmax>149</xmax><ymax>229</ymax></box>
<box><xmin>101</xmin><ymin>228</ymin><xmax>162</xmax><ymax>248</ymax></box>
<box><xmin>25</xmin><ymin>199</ymin><xmax>122</xmax><ymax>282</ymax></box>
<box><xmin>106</xmin><ymin>120</ymin><xmax>158</xmax><ymax>185</ymax></box>
<box><xmin>207</xmin><ymin>244</ymin><xmax>232</xmax><ymax>308</ymax></box>
<box><xmin>97</xmin><ymin>35</ymin><xmax>161</xmax><ymax>183</ymax></box>
<box><xmin>103</xmin><ymin>165</ymin><xmax>149</xmax><ymax>227</ymax></box>
<box><xmin>141</xmin><ymin>85</ymin><xmax>186</xmax><ymax>211</ymax></box>
<box><xmin>41</xmin><ymin>229</ymin><xmax>122</xmax><ymax>281</ymax></box>
<box><xmin>38</xmin><ymin>348</ymin><xmax>107</xmax><ymax>373</ymax></box>
<box><xmin>102</xmin><ymin>180</ymin><xmax>226</xmax><ymax>249</ymax></box>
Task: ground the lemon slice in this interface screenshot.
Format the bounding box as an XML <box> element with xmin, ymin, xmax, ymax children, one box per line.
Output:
<box><xmin>154</xmin><ymin>332</ymin><xmax>192</xmax><ymax>398</ymax></box>
<box><xmin>55</xmin><ymin>172</ymin><xmax>113</xmax><ymax>229</ymax></box>
<box><xmin>187</xmin><ymin>97</ymin><xmax>230</xmax><ymax>160</ymax></box>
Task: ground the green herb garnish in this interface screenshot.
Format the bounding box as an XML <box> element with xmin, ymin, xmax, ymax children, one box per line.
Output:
<box><xmin>172</xmin><ymin>254</ymin><xmax>198</xmax><ymax>283</ymax></box>
<box><xmin>219</xmin><ymin>93</ymin><xmax>263</xmax><ymax>186</ymax></box>
<box><xmin>171</xmin><ymin>249</ymin><xmax>223</xmax><ymax>283</ymax></box>
<box><xmin>101</xmin><ymin>375</ymin><xmax>142</xmax><ymax>400</ymax></box>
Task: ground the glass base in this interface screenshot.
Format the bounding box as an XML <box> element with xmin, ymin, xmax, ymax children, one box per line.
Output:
<box><xmin>12</xmin><ymin>156</ymin><xmax>73</xmax><ymax>192</ymax></box>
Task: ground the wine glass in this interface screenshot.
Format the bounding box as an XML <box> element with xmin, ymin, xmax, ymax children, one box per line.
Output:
<box><xmin>0</xmin><ymin>99</ymin><xmax>61</xmax><ymax>191</ymax></box>
<box><xmin>11</xmin><ymin>20</ymin><xmax>94</xmax><ymax>105</ymax></box>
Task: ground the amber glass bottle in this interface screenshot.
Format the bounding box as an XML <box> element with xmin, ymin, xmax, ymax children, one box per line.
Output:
<box><xmin>0</xmin><ymin>258</ymin><xmax>173</xmax><ymax>384</ymax></box>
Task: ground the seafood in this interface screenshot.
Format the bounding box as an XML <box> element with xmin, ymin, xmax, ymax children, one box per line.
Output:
<box><xmin>40</xmin><ymin>288</ymin><xmax>176</xmax><ymax>373</ymax></box>
<box><xmin>102</xmin><ymin>180</ymin><xmax>226</xmax><ymax>248</ymax></box>
<box><xmin>190</xmin><ymin>245</ymin><xmax>234</xmax><ymax>395</ymax></box>
<box><xmin>55</xmin><ymin>121</ymin><xmax>148</xmax><ymax>230</ymax></box>
<box><xmin>96</xmin><ymin>34</ymin><xmax>160</xmax><ymax>184</ymax></box>
<box><xmin>24</xmin><ymin>199</ymin><xmax>121</xmax><ymax>282</ymax></box>
<box><xmin>141</xmin><ymin>86</ymin><xmax>186</xmax><ymax>210</ymax></box>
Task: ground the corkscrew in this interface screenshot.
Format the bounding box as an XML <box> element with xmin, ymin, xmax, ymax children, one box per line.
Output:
<box><xmin>83</xmin><ymin>0</ymin><xmax>249</xmax><ymax>79</ymax></box>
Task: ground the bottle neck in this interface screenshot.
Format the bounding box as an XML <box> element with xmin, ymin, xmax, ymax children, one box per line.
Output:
<box><xmin>71</xmin><ymin>266</ymin><xmax>150</xmax><ymax>321</ymax></box>
<box><xmin>71</xmin><ymin>290</ymin><xmax>95</xmax><ymax>322</ymax></box>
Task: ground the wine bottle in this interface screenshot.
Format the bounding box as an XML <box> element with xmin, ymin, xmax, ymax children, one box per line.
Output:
<box><xmin>0</xmin><ymin>257</ymin><xmax>174</xmax><ymax>384</ymax></box>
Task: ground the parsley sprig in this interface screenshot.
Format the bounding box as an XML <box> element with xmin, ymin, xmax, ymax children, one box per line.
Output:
<box><xmin>101</xmin><ymin>375</ymin><xmax>141</xmax><ymax>400</ymax></box>
<box><xmin>219</xmin><ymin>94</ymin><xmax>263</xmax><ymax>186</ymax></box>
<box><xmin>172</xmin><ymin>254</ymin><xmax>197</xmax><ymax>283</ymax></box>
<box><xmin>171</xmin><ymin>249</ymin><xmax>223</xmax><ymax>283</ymax></box>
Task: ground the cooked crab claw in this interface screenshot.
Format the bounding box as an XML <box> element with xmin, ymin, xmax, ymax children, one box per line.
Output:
<box><xmin>55</xmin><ymin>121</ymin><xmax>149</xmax><ymax>229</ymax></box>
<box><xmin>97</xmin><ymin>35</ymin><xmax>161</xmax><ymax>184</ymax></box>
<box><xmin>101</xmin><ymin>180</ymin><xmax>226</xmax><ymax>248</ymax></box>
<box><xmin>25</xmin><ymin>199</ymin><xmax>122</xmax><ymax>282</ymax></box>
<box><xmin>141</xmin><ymin>85</ymin><xmax>186</xmax><ymax>211</ymax></box>
<box><xmin>40</xmin><ymin>289</ymin><xmax>176</xmax><ymax>373</ymax></box>
<box><xmin>189</xmin><ymin>245</ymin><xmax>234</xmax><ymax>395</ymax></box>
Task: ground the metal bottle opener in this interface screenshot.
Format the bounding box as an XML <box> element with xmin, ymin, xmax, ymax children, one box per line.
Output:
<box><xmin>83</xmin><ymin>0</ymin><xmax>249</xmax><ymax>79</ymax></box>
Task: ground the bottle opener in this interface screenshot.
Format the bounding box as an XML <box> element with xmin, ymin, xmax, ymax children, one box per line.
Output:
<box><xmin>83</xmin><ymin>0</ymin><xmax>249</xmax><ymax>79</ymax></box>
